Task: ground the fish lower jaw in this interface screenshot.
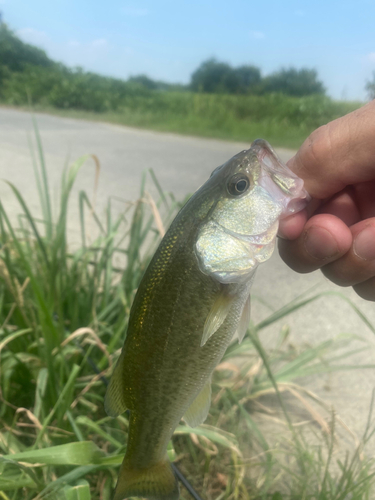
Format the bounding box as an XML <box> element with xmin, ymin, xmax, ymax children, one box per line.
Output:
<box><xmin>223</xmin><ymin>223</ymin><xmax>279</xmax><ymax>247</ymax></box>
<box><xmin>210</xmin><ymin>267</ymin><xmax>257</xmax><ymax>284</ymax></box>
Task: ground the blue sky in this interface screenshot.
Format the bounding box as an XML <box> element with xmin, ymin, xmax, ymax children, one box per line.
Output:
<box><xmin>2</xmin><ymin>0</ymin><xmax>375</xmax><ymax>100</ymax></box>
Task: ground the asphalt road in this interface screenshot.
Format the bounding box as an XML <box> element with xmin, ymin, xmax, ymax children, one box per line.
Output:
<box><xmin>1</xmin><ymin>107</ymin><xmax>375</xmax><ymax>455</ymax></box>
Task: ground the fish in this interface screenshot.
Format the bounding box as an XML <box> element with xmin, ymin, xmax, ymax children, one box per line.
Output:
<box><xmin>105</xmin><ymin>139</ymin><xmax>309</xmax><ymax>500</ymax></box>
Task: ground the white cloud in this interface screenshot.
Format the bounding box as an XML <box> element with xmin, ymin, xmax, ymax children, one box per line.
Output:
<box><xmin>8</xmin><ymin>25</ymin><xmax>133</xmax><ymax>79</ymax></box>
<box><xmin>367</xmin><ymin>52</ymin><xmax>375</xmax><ymax>63</ymax></box>
<box><xmin>91</xmin><ymin>38</ymin><xmax>108</xmax><ymax>48</ymax></box>
<box><xmin>121</xmin><ymin>7</ymin><xmax>150</xmax><ymax>17</ymax></box>
<box><xmin>61</xmin><ymin>37</ymin><xmax>116</xmax><ymax>69</ymax></box>
<box><xmin>250</xmin><ymin>31</ymin><xmax>265</xmax><ymax>40</ymax></box>
<box><xmin>122</xmin><ymin>46</ymin><xmax>134</xmax><ymax>55</ymax></box>
<box><xmin>16</xmin><ymin>27</ymin><xmax>50</xmax><ymax>47</ymax></box>
<box><xmin>67</xmin><ymin>38</ymin><xmax>110</xmax><ymax>51</ymax></box>
<box><xmin>68</xmin><ymin>40</ymin><xmax>81</xmax><ymax>48</ymax></box>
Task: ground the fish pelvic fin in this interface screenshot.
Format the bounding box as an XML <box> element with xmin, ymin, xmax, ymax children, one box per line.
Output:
<box><xmin>104</xmin><ymin>353</ymin><xmax>128</xmax><ymax>418</ymax></box>
<box><xmin>234</xmin><ymin>293</ymin><xmax>251</xmax><ymax>344</ymax></box>
<box><xmin>183</xmin><ymin>377</ymin><xmax>211</xmax><ymax>427</ymax></box>
<box><xmin>113</xmin><ymin>457</ymin><xmax>179</xmax><ymax>500</ymax></box>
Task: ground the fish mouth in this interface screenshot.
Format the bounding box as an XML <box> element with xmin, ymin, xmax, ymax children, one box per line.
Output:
<box><xmin>282</xmin><ymin>194</ymin><xmax>311</xmax><ymax>218</ymax></box>
<box><xmin>252</xmin><ymin>138</ymin><xmax>311</xmax><ymax>215</ymax></box>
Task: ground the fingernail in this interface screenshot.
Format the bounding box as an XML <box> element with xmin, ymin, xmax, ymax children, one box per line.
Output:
<box><xmin>304</xmin><ymin>226</ymin><xmax>339</xmax><ymax>260</ymax></box>
<box><xmin>353</xmin><ymin>226</ymin><xmax>375</xmax><ymax>261</ymax></box>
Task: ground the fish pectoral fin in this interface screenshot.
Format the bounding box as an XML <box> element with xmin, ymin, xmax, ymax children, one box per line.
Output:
<box><xmin>183</xmin><ymin>377</ymin><xmax>211</xmax><ymax>428</ymax></box>
<box><xmin>104</xmin><ymin>353</ymin><xmax>129</xmax><ymax>418</ymax></box>
<box><xmin>234</xmin><ymin>293</ymin><xmax>251</xmax><ymax>344</ymax></box>
<box><xmin>201</xmin><ymin>289</ymin><xmax>234</xmax><ymax>347</ymax></box>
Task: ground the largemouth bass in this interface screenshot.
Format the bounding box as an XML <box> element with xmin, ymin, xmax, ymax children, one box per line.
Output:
<box><xmin>105</xmin><ymin>139</ymin><xmax>309</xmax><ymax>500</ymax></box>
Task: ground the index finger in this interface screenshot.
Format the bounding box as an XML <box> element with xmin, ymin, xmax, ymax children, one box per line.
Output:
<box><xmin>288</xmin><ymin>100</ymin><xmax>375</xmax><ymax>199</ymax></box>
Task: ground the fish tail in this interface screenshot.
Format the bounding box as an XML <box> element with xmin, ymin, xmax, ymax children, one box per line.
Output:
<box><xmin>113</xmin><ymin>457</ymin><xmax>179</xmax><ymax>500</ymax></box>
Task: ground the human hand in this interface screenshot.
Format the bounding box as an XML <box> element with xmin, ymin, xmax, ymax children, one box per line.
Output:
<box><xmin>278</xmin><ymin>100</ymin><xmax>375</xmax><ymax>301</ymax></box>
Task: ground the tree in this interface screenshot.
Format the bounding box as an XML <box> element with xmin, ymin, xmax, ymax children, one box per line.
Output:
<box><xmin>261</xmin><ymin>67</ymin><xmax>325</xmax><ymax>96</ymax></box>
<box><xmin>233</xmin><ymin>65</ymin><xmax>261</xmax><ymax>92</ymax></box>
<box><xmin>191</xmin><ymin>58</ymin><xmax>234</xmax><ymax>93</ymax></box>
<box><xmin>0</xmin><ymin>23</ymin><xmax>53</xmax><ymax>73</ymax></box>
<box><xmin>190</xmin><ymin>60</ymin><xmax>326</xmax><ymax>96</ymax></box>
<box><xmin>365</xmin><ymin>72</ymin><xmax>375</xmax><ymax>100</ymax></box>
<box><xmin>190</xmin><ymin>58</ymin><xmax>262</xmax><ymax>94</ymax></box>
<box><xmin>128</xmin><ymin>74</ymin><xmax>158</xmax><ymax>90</ymax></box>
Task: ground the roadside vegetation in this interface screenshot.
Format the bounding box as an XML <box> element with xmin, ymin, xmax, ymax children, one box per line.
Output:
<box><xmin>1</xmin><ymin>125</ymin><xmax>375</xmax><ymax>499</ymax></box>
<box><xmin>0</xmin><ymin>22</ymin><xmax>365</xmax><ymax>148</ymax></box>
<box><xmin>365</xmin><ymin>72</ymin><xmax>375</xmax><ymax>100</ymax></box>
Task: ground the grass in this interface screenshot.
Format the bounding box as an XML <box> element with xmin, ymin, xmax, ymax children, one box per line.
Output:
<box><xmin>3</xmin><ymin>91</ymin><xmax>363</xmax><ymax>149</ymax></box>
<box><xmin>0</xmin><ymin>122</ymin><xmax>375</xmax><ymax>499</ymax></box>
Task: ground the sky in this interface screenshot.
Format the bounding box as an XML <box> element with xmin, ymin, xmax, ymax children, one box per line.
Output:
<box><xmin>2</xmin><ymin>0</ymin><xmax>375</xmax><ymax>101</ymax></box>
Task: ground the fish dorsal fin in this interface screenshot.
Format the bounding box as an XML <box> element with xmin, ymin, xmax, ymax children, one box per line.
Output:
<box><xmin>235</xmin><ymin>293</ymin><xmax>251</xmax><ymax>344</ymax></box>
<box><xmin>183</xmin><ymin>377</ymin><xmax>212</xmax><ymax>428</ymax></box>
<box><xmin>201</xmin><ymin>289</ymin><xmax>234</xmax><ymax>347</ymax></box>
<box><xmin>104</xmin><ymin>353</ymin><xmax>129</xmax><ymax>418</ymax></box>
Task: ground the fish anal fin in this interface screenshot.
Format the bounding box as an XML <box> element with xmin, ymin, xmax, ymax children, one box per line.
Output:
<box><xmin>183</xmin><ymin>378</ymin><xmax>211</xmax><ymax>428</ymax></box>
<box><xmin>201</xmin><ymin>289</ymin><xmax>234</xmax><ymax>347</ymax></box>
<box><xmin>235</xmin><ymin>293</ymin><xmax>251</xmax><ymax>344</ymax></box>
<box><xmin>104</xmin><ymin>353</ymin><xmax>129</xmax><ymax>418</ymax></box>
<box><xmin>113</xmin><ymin>457</ymin><xmax>179</xmax><ymax>500</ymax></box>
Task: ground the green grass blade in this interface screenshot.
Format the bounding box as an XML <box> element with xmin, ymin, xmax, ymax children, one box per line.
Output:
<box><xmin>0</xmin><ymin>472</ymin><xmax>37</xmax><ymax>491</ymax></box>
<box><xmin>62</xmin><ymin>480</ymin><xmax>92</xmax><ymax>500</ymax></box>
<box><xmin>174</xmin><ymin>425</ymin><xmax>240</xmax><ymax>454</ymax></box>
<box><xmin>32</xmin><ymin>115</ymin><xmax>53</xmax><ymax>239</ymax></box>
<box><xmin>75</xmin><ymin>416</ymin><xmax>123</xmax><ymax>449</ymax></box>
<box><xmin>36</xmin><ymin>466</ymin><xmax>99</xmax><ymax>499</ymax></box>
<box><xmin>255</xmin><ymin>294</ymin><xmax>323</xmax><ymax>331</ymax></box>
<box><xmin>28</xmin><ymin>131</ymin><xmax>47</xmax><ymax>227</ymax></box>
<box><xmin>35</xmin><ymin>364</ymin><xmax>81</xmax><ymax>446</ymax></box>
<box><xmin>0</xmin><ymin>202</ymin><xmax>60</xmax><ymax>347</ymax></box>
<box><xmin>34</xmin><ymin>367</ymin><xmax>48</xmax><ymax>420</ymax></box>
<box><xmin>3</xmin><ymin>441</ymin><xmax>104</xmax><ymax>465</ymax></box>
<box><xmin>3</xmin><ymin>181</ymin><xmax>50</xmax><ymax>267</ymax></box>
<box><xmin>148</xmin><ymin>168</ymin><xmax>169</xmax><ymax>210</ymax></box>
<box><xmin>226</xmin><ymin>389</ymin><xmax>269</xmax><ymax>452</ymax></box>
<box><xmin>0</xmin><ymin>457</ymin><xmax>43</xmax><ymax>490</ymax></box>
<box><xmin>247</xmin><ymin>328</ymin><xmax>306</xmax><ymax>471</ymax></box>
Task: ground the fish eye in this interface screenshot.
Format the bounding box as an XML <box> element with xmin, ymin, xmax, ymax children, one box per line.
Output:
<box><xmin>227</xmin><ymin>174</ymin><xmax>251</xmax><ymax>196</ymax></box>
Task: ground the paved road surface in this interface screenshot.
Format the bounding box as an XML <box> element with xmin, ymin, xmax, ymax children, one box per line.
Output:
<box><xmin>1</xmin><ymin>107</ymin><xmax>375</xmax><ymax>454</ymax></box>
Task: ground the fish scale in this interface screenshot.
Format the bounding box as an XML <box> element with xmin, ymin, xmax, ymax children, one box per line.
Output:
<box><xmin>105</xmin><ymin>139</ymin><xmax>309</xmax><ymax>500</ymax></box>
